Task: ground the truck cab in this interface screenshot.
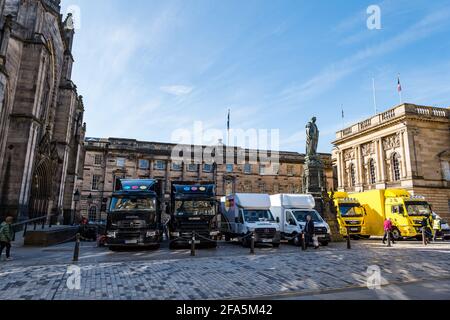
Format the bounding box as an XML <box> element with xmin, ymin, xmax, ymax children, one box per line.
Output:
<box><xmin>106</xmin><ymin>179</ymin><xmax>163</xmax><ymax>249</ymax></box>
<box><xmin>168</xmin><ymin>183</ymin><xmax>219</xmax><ymax>249</ymax></box>
<box><xmin>331</xmin><ymin>192</ymin><xmax>367</xmax><ymax>239</ymax></box>
<box><xmin>220</xmin><ymin>193</ymin><xmax>281</xmax><ymax>248</ymax></box>
<box><xmin>270</xmin><ymin>194</ymin><xmax>331</xmax><ymax>246</ymax></box>
<box><xmin>384</xmin><ymin>190</ymin><xmax>433</xmax><ymax>240</ymax></box>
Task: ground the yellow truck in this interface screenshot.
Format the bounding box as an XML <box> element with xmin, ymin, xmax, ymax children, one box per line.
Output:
<box><xmin>331</xmin><ymin>192</ymin><xmax>367</xmax><ymax>238</ymax></box>
<box><xmin>352</xmin><ymin>189</ymin><xmax>433</xmax><ymax>241</ymax></box>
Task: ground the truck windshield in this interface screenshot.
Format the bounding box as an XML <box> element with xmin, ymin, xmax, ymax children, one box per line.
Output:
<box><xmin>110</xmin><ymin>197</ymin><xmax>156</xmax><ymax>212</ymax></box>
<box><xmin>339</xmin><ymin>204</ymin><xmax>364</xmax><ymax>217</ymax></box>
<box><xmin>291</xmin><ymin>210</ymin><xmax>322</xmax><ymax>223</ymax></box>
<box><xmin>175</xmin><ymin>200</ymin><xmax>216</xmax><ymax>216</ymax></box>
<box><xmin>243</xmin><ymin>210</ymin><xmax>275</xmax><ymax>222</ymax></box>
<box><xmin>405</xmin><ymin>201</ymin><xmax>432</xmax><ymax>216</ymax></box>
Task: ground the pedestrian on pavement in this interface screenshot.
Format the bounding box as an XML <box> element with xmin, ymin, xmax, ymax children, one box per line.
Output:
<box><xmin>0</xmin><ymin>216</ymin><xmax>14</xmax><ymax>261</ymax></box>
<box><xmin>422</xmin><ymin>217</ymin><xmax>433</xmax><ymax>244</ymax></box>
<box><xmin>433</xmin><ymin>216</ymin><xmax>442</xmax><ymax>242</ymax></box>
<box><xmin>383</xmin><ymin>218</ymin><xmax>395</xmax><ymax>245</ymax></box>
<box><xmin>303</xmin><ymin>215</ymin><xmax>318</xmax><ymax>249</ymax></box>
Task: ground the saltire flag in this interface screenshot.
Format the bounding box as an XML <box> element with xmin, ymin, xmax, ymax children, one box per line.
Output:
<box><xmin>397</xmin><ymin>76</ymin><xmax>402</xmax><ymax>92</ymax></box>
<box><xmin>341</xmin><ymin>108</ymin><xmax>345</xmax><ymax>119</ymax></box>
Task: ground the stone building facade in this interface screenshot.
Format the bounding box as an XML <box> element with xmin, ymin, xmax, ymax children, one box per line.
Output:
<box><xmin>80</xmin><ymin>138</ymin><xmax>334</xmax><ymax>221</ymax></box>
<box><xmin>0</xmin><ymin>0</ymin><xmax>86</xmax><ymax>223</ymax></box>
<box><xmin>333</xmin><ymin>103</ymin><xmax>450</xmax><ymax>219</ymax></box>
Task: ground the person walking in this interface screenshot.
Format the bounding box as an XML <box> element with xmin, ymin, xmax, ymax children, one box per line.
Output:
<box><xmin>432</xmin><ymin>216</ymin><xmax>442</xmax><ymax>242</ymax></box>
<box><xmin>0</xmin><ymin>217</ymin><xmax>14</xmax><ymax>261</ymax></box>
<box><xmin>383</xmin><ymin>218</ymin><xmax>395</xmax><ymax>245</ymax></box>
<box><xmin>303</xmin><ymin>215</ymin><xmax>317</xmax><ymax>249</ymax></box>
<box><xmin>422</xmin><ymin>217</ymin><xmax>433</xmax><ymax>244</ymax></box>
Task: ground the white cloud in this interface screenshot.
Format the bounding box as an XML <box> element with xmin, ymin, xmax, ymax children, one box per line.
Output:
<box><xmin>160</xmin><ymin>85</ymin><xmax>194</xmax><ymax>96</ymax></box>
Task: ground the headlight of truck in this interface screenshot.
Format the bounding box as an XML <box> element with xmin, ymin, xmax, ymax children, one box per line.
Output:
<box><xmin>210</xmin><ymin>231</ymin><xmax>220</xmax><ymax>236</ymax></box>
<box><xmin>107</xmin><ymin>231</ymin><xmax>116</xmax><ymax>238</ymax></box>
<box><xmin>170</xmin><ymin>232</ymin><xmax>180</xmax><ymax>237</ymax></box>
<box><xmin>146</xmin><ymin>231</ymin><xmax>157</xmax><ymax>237</ymax></box>
<box><xmin>248</xmin><ymin>228</ymin><xmax>255</xmax><ymax>233</ymax></box>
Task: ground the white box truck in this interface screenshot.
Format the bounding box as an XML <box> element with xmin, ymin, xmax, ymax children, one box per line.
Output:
<box><xmin>220</xmin><ymin>193</ymin><xmax>281</xmax><ymax>247</ymax></box>
<box><xmin>270</xmin><ymin>194</ymin><xmax>331</xmax><ymax>246</ymax></box>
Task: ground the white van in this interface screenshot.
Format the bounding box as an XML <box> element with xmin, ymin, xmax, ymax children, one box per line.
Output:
<box><xmin>220</xmin><ymin>193</ymin><xmax>281</xmax><ymax>247</ymax></box>
<box><xmin>270</xmin><ymin>194</ymin><xmax>331</xmax><ymax>246</ymax></box>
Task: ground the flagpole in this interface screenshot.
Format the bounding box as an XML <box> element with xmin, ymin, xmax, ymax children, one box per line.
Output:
<box><xmin>372</xmin><ymin>78</ymin><xmax>378</xmax><ymax>114</ymax></box>
<box><xmin>227</xmin><ymin>109</ymin><xmax>230</xmax><ymax>146</ymax></box>
<box><xmin>398</xmin><ymin>74</ymin><xmax>403</xmax><ymax>105</ymax></box>
<box><xmin>341</xmin><ymin>105</ymin><xmax>345</xmax><ymax>130</ymax></box>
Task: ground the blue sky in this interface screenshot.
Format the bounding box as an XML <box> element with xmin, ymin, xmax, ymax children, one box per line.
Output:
<box><xmin>61</xmin><ymin>0</ymin><xmax>450</xmax><ymax>153</ymax></box>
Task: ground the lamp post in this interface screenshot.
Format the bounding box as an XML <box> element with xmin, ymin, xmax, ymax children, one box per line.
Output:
<box><xmin>73</xmin><ymin>189</ymin><xmax>80</xmax><ymax>226</ymax></box>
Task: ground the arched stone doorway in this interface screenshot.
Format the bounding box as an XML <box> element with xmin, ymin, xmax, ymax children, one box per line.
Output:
<box><xmin>29</xmin><ymin>158</ymin><xmax>54</xmax><ymax>219</ymax></box>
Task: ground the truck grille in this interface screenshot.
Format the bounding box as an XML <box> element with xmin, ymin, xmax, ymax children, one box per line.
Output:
<box><xmin>314</xmin><ymin>227</ymin><xmax>328</xmax><ymax>234</ymax></box>
<box><xmin>118</xmin><ymin>220</ymin><xmax>147</xmax><ymax>228</ymax></box>
<box><xmin>346</xmin><ymin>220</ymin><xmax>361</xmax><ymax>225</ymax></box>
<box><xmin>255</xmin><ymin>228</ymin><xmax>276</xmax><ymax>239</ymax></box>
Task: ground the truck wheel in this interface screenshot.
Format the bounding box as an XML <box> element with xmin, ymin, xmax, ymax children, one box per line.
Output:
<box><xmin>392</xmin><ymin>228</ymin><xmax>402</xmax><ymax>241</ymax></box>
<box><xmin>273</xmin><ymin>243</ymin><xmax>280</xmax><ymax>248</ymax></box>
<box><xmin>320</xmin><ymin>241</ymin><xmax>329</xmax><ymax>247</ymax></box>
<box><xmin>108</xmin><ymin>246</ymin><xmax>118</xmax><ymax>252</ymax></box>
<box><xmin>225</xmin><ymin>234</ymin><xmax>231</xmax><ymax>242</ymax></box>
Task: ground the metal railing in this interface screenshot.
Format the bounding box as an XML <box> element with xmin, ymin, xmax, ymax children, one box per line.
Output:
<box><xmin>11</xmin><ymin>214</ymin><xmax>58</xmax><ymax>241</ymax></box>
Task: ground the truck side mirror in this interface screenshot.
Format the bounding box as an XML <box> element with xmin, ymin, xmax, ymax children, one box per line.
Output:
<box><xmin>165</xmin><ymin>205</ymin><xmax>170</xmax><ymax>214</ymax></box>
<box><xmin>235</xmin><ymin>217</ymin><xmax>239</xmax><ymax>224</ymax></box>
<box><xmin>276</xmin><ymin>217</ymin><xmax>280</xmax><ymax>223</ymax></box>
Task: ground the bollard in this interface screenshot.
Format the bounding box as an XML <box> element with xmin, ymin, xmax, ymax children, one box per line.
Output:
<box><xmin>302</xmin><ymin>233</ymin><xmax>307</xmax><ymax>251</ymax></box>
<box><xmin>422</xmin><ymin>228</ymin><xmax>427</xmax><ymax>246</ymax></box>
<box><xmin>191</xmin><ymin>231</ymin><xmax>196</xmax><ymax>257</ymax></box>
<box><xmin>250</xmin><ymin>232</ymin><xmax>255</xmax><ymax>255</ymax></box>
<box><xmin>346</xmin><ymin>228</ymin><xmax>351</xmax><ymax>250</ymax></box>
<box><xmin>73</xmin><ymin>233</ymin><xmax>81</xmax><ymax>262</ymax></box>
<box><xmin>387</xmin><ymin>231</ymin><xmax>392</xmax><ymax>247</ymax></box>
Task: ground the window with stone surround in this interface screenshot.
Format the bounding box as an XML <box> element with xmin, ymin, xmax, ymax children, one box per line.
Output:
<box><xmin>172</xmin><ymin>162</ymin><xmax>182</xmax><ymax>171</ymax></box>
<box><xmin>244</xmin><ymin>164</ymin><xmax>252</xmax><ymax>174</ymax></box>
<box><xmin>187</xmin><ymin>164</ymin><xmax>198</xmax><ymax>172</ymax></box>
<box><xmin>392</xmin><ymin>153</ymin><xmax>401</xmax><ymax>182</ymax></box>
<box><xmin>94</xmin><ymin>154</ymin><xmax>103</xmax><ymax>166</ymax></box>
<box><xmin>116</xmin><ymin>157</ymin><xmax>126</xmax><ymax>167</ymax></box>
<box><xmin>88</xmin><ymin>206</ymin><xmax>98</xmax><ymax>222</ymax></box>
<box><xmin>139</xmin><ymin>159</ymin><xmax>149</xmax><ymax>169</ymax></box>
<box><xmin>287</xmin><ymin>165</ymin><xmax>294</xmax><ymax>176</ymax></box>
<box><xmin>350</xmin><ymin>164</ymin><xmax>356</xmax><ymax>187</ymax></box>
<box><xmin>226</xmin><ymin>164</ymin><xmax>234</xmax><ymax>173</ymax></box>
<box><xmin>154</xmin><ymin>160</ymin><xmax>166</xmax><ymax>171</ymax></box>
<box><xmin>91</xmin><ymin>175</ymin><xmax>101</xmax><ymax>191</ymax></box>
<box><xmin>203</xmin><ymin>164</ymin><xmax>213</xmax><ymax>173</ymax></box>
<box><xmin>369</xmin><ymin>159</ymin><xmax>376</xmax><ymax>184</ymax></box>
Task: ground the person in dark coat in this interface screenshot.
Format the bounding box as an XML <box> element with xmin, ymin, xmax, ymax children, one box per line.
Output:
<box><xmin>303</xmin><ymin>215</ymin><xmax>316</xmax><ymax>249</ymax></box>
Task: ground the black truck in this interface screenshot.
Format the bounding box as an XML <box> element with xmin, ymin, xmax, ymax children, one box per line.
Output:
<box><xmin>106</xmin><ymin>179</ymin><xmax>163</xmax><ymax>250</ymax></box>
<box><xmin>168</xmin><ymin>182</ymin><xmax>219</xmax><ymax>249</ymax></box>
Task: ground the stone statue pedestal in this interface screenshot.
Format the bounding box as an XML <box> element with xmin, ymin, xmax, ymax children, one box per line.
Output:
<box><xmin>302</xmin><ymin>155</ymin><xmax>344</xmax><ymax>242</ymax></box>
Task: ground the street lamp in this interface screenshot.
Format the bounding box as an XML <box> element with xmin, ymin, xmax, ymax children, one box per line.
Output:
<box><xmin>73</xmin><ymin>189</ymin><xmax>80</xmax><ymax>225</ymax></box>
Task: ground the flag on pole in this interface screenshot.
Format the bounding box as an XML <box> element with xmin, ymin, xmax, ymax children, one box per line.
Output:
<box><xmin>341</xmin><ymin>107</ymin><xmax>344</xmax><ymax>119</ymax></box>
<box><xmin>227</xmin><ymin>109</ymin><xmax>230</xmax><ymax>131</ymax></box>
<box><xmin>397</xmin><ymin>76</ymin><xmax>402</xmax><ymax>92</ymax></box>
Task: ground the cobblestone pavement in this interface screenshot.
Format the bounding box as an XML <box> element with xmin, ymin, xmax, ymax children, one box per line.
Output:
<box><xmin>0</xmin><ymin>241</ymin><xmax>449</xmax><ymax>300</ymax></box>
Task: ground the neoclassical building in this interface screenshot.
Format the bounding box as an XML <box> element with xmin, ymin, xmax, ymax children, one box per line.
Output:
<box><xmin>0</xmin><ymin>0</ymin><xmax>86</xmax><ymax>223</ymax></box>
<box><xmin>80</xmin><ymin>138</ymin><xmax>334</xmax><ymax>221</ymax></box>
<box><xmin>333</xmin><ymin>103</ymin><xmax>450</xmax><ymax>219</ymax></box>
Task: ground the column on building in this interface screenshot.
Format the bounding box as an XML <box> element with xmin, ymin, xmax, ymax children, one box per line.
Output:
<box><xmin>376</xmin><ymin>138</ymin><xmax>386</xmax><ymax>184</ymax></box>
